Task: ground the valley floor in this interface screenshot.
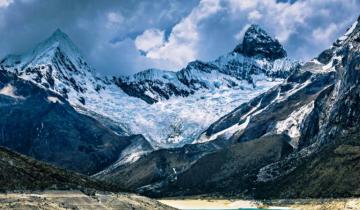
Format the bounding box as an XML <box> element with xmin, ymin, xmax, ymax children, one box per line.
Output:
<box><xmin>159</xmin><ymin>197</ymin><xmax>360</xmax><ymax>210</ymax></box>
<box><xmin>0</xmin><ymin>190</ymin><xmax>175</xmax><ymax>210</ymax></box>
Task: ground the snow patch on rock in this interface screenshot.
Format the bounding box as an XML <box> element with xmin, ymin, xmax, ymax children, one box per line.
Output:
<box><xmin>273</xmin><ymin>101</ymin><xmax>314</xmax><ymax>148</ymax></box>
<box><xmin>338</xmin><ymin>20</ymin><xmax>358</xmax><ymax>43</ymax></box>
<box><xmin>47</xmin><ymin>96</ymin><xmax>63</xmax><ymax>104</ymax></box>
<box><xmin>0</xmin><ymin>84</ymin><xmax>24</xmax><ymax>99</ymax></box>
<box><xmin>197</xmin><ymin>116</ymin><xmax>251</xmax><ymax>143</ymax></box>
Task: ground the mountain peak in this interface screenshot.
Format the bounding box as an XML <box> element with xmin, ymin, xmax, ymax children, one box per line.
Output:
<box><xmin>234</xmin><ymin>24</ymin><xmax>287</xmax><ymax>60</ymax></box>
<box><xmin>39</xmin><ymin>29</ymin><xmax>81</xmax><ymax>56</ymax></box>
<box><xmin>0</xmin><ymin>27</ymin><xmax>96</xmax><ymax>106</ymax></box>
<box><xmin>50</xmin><ymin>28</ymin><xmax>68</xmax><ymax>40</ymax></box>
<box><xmin>247</xmin><ymin>24</ymin><xmax>264</xmax><ymax>33</ymax></box>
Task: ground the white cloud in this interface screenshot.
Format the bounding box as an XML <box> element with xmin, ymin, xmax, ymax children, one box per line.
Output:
<box><xmin>107</xmin><ymin>12</ymin><xmax>123</xmax><ymax>23</ymax></box>
<box><xmin>135</xmin><ymin>0</ymin><xmax>222</xmax><ymax>68</ymax></box>
<box><xmin>135</xmin><ymin>29</ymin><xmax>165</xmax><ymax>52</ymax></box>
<box><xmin>0</xmin><ymin>0</ymin><xmax>13</xmax><ymax>8</ymax></box>
<box><xmin>1</xmin><ymin>0</ymin><xmax>359</xmax><ymax>75</ymax></box>
<box><xmin>234</xmin><ymin>24</ymin><xmax>251</xmax><ymax>41</ymax></box>
<box><xmin>227</xmin><ymin>0</ymin><xmax>310</xmax><ymax>42</ymax></box>
<box><xmin>106</xmin><ymin>12</ymin><xmax>124</xmax><ymax>28</ymax></box>
<box><xmin>229</xmin><ymin>0</ymin><xmax>258</xmax><ymax>11</ymax></box>
<box><xmin>130</xmin><ymin>0</ymin><xmax>360</xmax><ymax>71</ymax></box>
<box><xmin>248</xmin><ymin>10</ymin><xmax>262</xmax><ymax>21</ymax></box>
<box><xmin>312</xmin><ymin>23</ymin><xmax>338</xmax><ymax>43</ymax></box>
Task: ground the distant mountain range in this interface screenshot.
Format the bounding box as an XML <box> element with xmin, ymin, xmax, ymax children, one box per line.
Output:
<box><xmin>116</xmin><ymin>25</ymin><xmax>294</xmax><ymax>104</ymax></box>
<box><xmin>0</xmin><ymin>24</ymin><xmax>298</xmax><ymax>148</ymax></box>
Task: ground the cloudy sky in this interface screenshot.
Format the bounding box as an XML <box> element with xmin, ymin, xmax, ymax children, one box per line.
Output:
<box><xmin>0</xmin><ymin>0</ymin><xmax>359</xmax><ymax>75</ymax></box>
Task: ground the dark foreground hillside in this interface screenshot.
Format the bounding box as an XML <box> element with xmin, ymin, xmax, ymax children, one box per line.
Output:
<box><xmin>0</xmin><ymin>146</ymin><xmax>175</xmax><ymax>209</ymax></box>
<box><xmin>0</xmin><ymin>146</ymin><xmax>115</xmax><ymax>192</ymax></box>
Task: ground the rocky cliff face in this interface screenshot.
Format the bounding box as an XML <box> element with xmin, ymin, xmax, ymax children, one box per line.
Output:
<box><xmin>255</xmin><ymin>16</ymin><xmax>360</xmax><ymax>185</ymax></box>
<box><xmin>192</xmin><ymin>17</ymin><xmax>360</xmax><ymax>197</ymax></box>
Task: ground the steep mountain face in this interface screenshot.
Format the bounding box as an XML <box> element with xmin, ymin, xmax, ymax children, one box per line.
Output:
<box><xmin>0</xmin><ymin>70</ymin><xmax>135</xmax><ymax>175</ymax></box>
<box><xmin>0</xmin><ymin>25</ymin><xmax>298</xmax><ymax>147</ymax></box>
<box><xmin>97</xmin><ymin>17</ymin><xmax>360</xmax><ymax>198</ymax></box>
<box><xmin>198</xmin><ymin>64</ymin><xmax>335</xmax><ymax>145</ymax></box>
<box><xmin>251</xmin><ymin>17</ymin><xmax>360</xmax><ymax>185</ymax></box>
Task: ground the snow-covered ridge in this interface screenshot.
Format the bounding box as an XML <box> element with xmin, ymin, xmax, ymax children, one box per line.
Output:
<box><xmin>337</xmin><ymin>19</ymin><xmax>359</xmax><ymax>44</ymax></box>
<box><xmin>198</xmin><ymin>60</ymin><xmax>336</xmax><ymax>146</ymax></box>
<box><xmin>316</xmin><ymin>16</ymin><xmax>360</xmax><ymax>66</ymax></box>
<box><xmin>117</xmin><ymin>52</ymin><xmax>298</xmax><ymax>104</ymax></box>
<box><xmin>117</xmin><ymin>25</ymin><xmax>298</xmax><ymax>104</ymax></box>
<box><xmin>0</xmin><ymin>25</ymin><xmax>299</xmax><ymax>148</ymax></box>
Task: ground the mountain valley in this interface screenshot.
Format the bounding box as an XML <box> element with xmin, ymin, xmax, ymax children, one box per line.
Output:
<box><xmin>0</xmin><ymin>4</ymin><xmax>359</xmax><ymax>209</ymax></box>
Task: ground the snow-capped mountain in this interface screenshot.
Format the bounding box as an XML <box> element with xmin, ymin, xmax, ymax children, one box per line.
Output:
<box><xmin>0</xmin><ymin>29</ymin><xmax>105</xmax><ymax>106</ymax></box>
<box><xmin>0</xmin><ymin>25</ymin><xmax>298</xmax><ymax>148</ymax></box>
<box><xmin>110</xmin><ymin>25</ymin><xmax>298</xmax><ymax>147</ymax></box>
<box><xmin>116</xmin><ymin>25</ymin><xmax>296</xmax><ymax>104</ymax></box>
